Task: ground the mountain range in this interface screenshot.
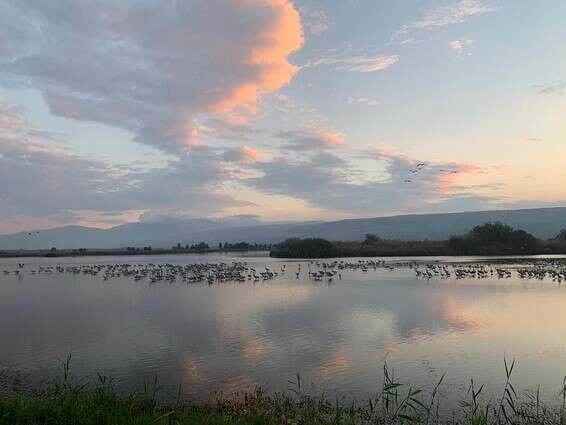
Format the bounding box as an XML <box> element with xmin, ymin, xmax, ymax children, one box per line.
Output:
<box><xmin>2</xmin><ymin>207</ymin><xmax>566</xmax><ymax>250</ymax></box>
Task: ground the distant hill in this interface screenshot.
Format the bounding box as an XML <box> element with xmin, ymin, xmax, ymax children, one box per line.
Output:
<box><xmin>2</xmin><ymin>207</ymin><xmax>566</xmax><ymax>250</ymax></box>
<box><xmin>0</xmin><ymin>218</ymin><xmax>265</xmax><ymax>250</ymax></box>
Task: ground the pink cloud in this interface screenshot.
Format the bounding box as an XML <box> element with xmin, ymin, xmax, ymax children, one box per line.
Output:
<box><xmin>0</xmin><ymin>97</ymin><xmax>27</xmax><ymax>132</ymax></box>
<box><xmin>374</xmin><ymin>145</ymin><xmax>409</xmax><ymax>161</ymax></box>
<box><xmin>0</xmin><ymin>0</ymin><xmax>305</xmax><ymax>151</ymax></box>
<box><xmin>312</xmin><ymin>128</ymin><xmax>345</xmax><ymax>146</ymax></box>
<box><xmin>222</xmin><ymin>145</ymin><xmax>263</xmax><ymax>163</ymax></box>
<box><xmin>436</xmin><ymin>162</ymin><xmax>482</xmax><ymax>192</ymax></box>
<box><xmin>240</xmin><ymin>145</ymin><xmax>262</xmax><ymax>161</ymax></box>
<box><xmin>207</xmin><ymin>0</ymin><xmax>304</xmax><ymax>119</ymax></box>
<box><xmin>375</xmin><ymin>146</ymin><xmax>487</xmax><ymax>195</ymax></box>
<box><xmin>276</xmin><ymin>127</ymin><xmax>345</xmax><ymax>150</ymax></box>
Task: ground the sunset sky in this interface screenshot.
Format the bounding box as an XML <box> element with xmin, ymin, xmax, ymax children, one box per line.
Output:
<box><xmin>0</xmin><ymin>0</ymin><xmax>565</xmax><ymax>234</ymax></box>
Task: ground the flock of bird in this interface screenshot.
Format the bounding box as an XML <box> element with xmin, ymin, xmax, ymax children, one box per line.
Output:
<box><xmin>403</xmin><ymin>162</ymin><xmax>461</xmax><ymax>183</ymax></box>
<box><xmin>412</xmin><ymin>260</ymin><xmax>566</xmax><ymax>283</ymax></box>
<box><xmin>2</xmin><ymin>262</ymin><xmax>282</xmax><ymax>284</ymax></box>
<box><xmin>2</xmin><ymin>259</ymin><xmax>566</xmax><ymax>284</ymax></box>
<box><xmin>0</xmin><ymin>260</ymin><xmax>391</xmax><ymax>284</ymax></box>
<box><xmin>413</xmin><ymin>263</ymin><xmax>512</xmax><ymax>280</ymax></box>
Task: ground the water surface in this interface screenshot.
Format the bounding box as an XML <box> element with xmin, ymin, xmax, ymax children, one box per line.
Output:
<box><xmin>2</xmin><ymin>253</ymin><xmax>566</xmax><ymax>406</ymax></box>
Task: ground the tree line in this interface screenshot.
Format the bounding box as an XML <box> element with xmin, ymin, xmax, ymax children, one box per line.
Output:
<box><xmin>270</xmin><ymin>222</ymin><xmax>566</xmax><ymax>258</ymax></box>
<box><xmin>170</xmin><ymin>241</ymin><xmax>272</xmax><ymax>251</ymax></box>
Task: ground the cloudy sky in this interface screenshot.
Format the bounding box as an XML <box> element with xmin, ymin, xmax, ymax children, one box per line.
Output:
<box><xmin>0</xmin><ymin>0</ymin><xmax>565</xmax><ymax>233</ymax></box>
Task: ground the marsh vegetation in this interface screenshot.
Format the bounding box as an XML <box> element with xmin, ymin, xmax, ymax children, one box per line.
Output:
<box><xmin>271</xmin><ymin>222</ymin><xmax>566</xmax><ymax>258</ymax></box>
<box><xmin>3</xmin><ymin>358</ymin><xmax>566</xmax><ymax>425</ymax></box>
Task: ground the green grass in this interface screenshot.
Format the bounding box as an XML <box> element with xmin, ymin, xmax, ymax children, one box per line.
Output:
<box><xmin>2</xmin><ymin>358</ymin><xmax>566</xmax><ymax>424</ymax></box>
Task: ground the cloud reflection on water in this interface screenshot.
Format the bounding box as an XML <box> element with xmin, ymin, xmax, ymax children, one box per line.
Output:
<box><xmin>1</xmin><ymin>256</ymin><xmax>565</xmax><ymax>403</ymax></box>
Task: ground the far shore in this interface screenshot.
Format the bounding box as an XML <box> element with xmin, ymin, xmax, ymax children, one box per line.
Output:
<box><xmin>5</xmin><ymin>222</ymin><xmax>566</xmax><ymax>260</ymax></box>
<box><xmin>0</xmin><ymin>247</ymin><xmax>270</xmax><ymax>259</ymax></box>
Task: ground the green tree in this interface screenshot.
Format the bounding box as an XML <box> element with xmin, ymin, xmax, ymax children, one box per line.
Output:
<box><xmin>363</xmin><ymin>233</ymin><xmax>381</xmax><ymax>244</ymax></box>
<box><xmin>448</xmin><ymin>222</ymin><xmax>539</xmax><ymax>254</ymax></box>
<box><xmin>270</xmin><ymin>238</ymin><xmax>336</xmax><ymax>258</ymax></box>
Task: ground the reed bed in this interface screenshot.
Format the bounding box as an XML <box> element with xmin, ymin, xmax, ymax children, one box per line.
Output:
<box><xmin>2</xmin><ymin>356</ymin><xmax>566</xmax><ymax>425</ymax></box>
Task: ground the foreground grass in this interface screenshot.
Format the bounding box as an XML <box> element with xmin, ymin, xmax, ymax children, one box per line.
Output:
<box><xmin>2</xmin><ymin>359</ymin><xmax>566</xmax><ymax>425</ymax></box>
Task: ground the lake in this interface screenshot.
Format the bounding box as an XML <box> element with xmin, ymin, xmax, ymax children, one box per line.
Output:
<box><xmin>2</xmin><ymin>253</ymin><xmax>566</xmax><ymax>407</ymax></box>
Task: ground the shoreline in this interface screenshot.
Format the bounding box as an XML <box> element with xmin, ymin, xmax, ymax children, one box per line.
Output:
<box><xmin>0</xmin><ymin>248</ymin><xmax>270</xmax><ymax>259</ymax></box>
<box><xmin>3</xmin><ymin>247</ymin><xmax>566</xmax><ymax>260</ymax></box>
<box><xmin>1</xmin><ymin>363</ymin><xmax>565</xmax><ymax>425</ymax></box>
<box><xmin>269</xmin><ymin>250</ymin><xmax>566</xmax><ymax>259</ymax></box>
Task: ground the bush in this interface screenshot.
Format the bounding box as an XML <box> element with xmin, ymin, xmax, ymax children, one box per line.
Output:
<box><xmin>552</xmin><ymin>229</ymin><xmax>566</xmax><ymax>242</ymax></box>
<box><xmin>447</xmin><ymin>222</ymin><xmax>540</xmax><ymax>255</ymax></box>
<box><xmin>270</xmin><ymin>238</ymin><xmax>336</xmax><ymax>258</ymax></box>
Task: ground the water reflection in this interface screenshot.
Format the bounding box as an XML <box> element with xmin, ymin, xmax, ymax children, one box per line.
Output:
<box><xmin>1</xmin><ymin>255</ymin><xmax>566</xmax><ymax>405</ymax></box>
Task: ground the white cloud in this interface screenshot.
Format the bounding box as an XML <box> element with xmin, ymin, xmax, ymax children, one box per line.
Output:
<box><xmin>395</xmin><ymin>0</ymin><xmax>495</xmax><ymax>41</ymax></box>
<box><xmin>533</xmin><ymin>80</ymin><xmax>566</xmax><ymax>95</ymax></box>
<box><xmin>246</xmin><ymin>146</ymin><xmax>497</xmax><ymax>215</ymax></box>
<box><xmin>306</xmin><ymin>53</ymin><xmax>399</xmax><ymax>73</ymax></box>
<box><xmin>348</xmin><ymin>96</ymin><xmax>379</xmax><ymax>106</ymax></box>
<box><xmin>450</xmin><ymin>38</ymin><xmax>474</xmax><ymax>53</ymax></box>
<box><xmin>300</xmin><ymin>6</ymin><xmax>331</xmax><ymax>36</ymax></box>
<box><xmin>0</xmin><ymin>98</ymin><xmax>251</xmax><ymax>228</ymax></box>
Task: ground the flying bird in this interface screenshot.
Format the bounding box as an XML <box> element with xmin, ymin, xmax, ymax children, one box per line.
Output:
<box><xmin>408</xmin><ymin>162</ymin><xmax>428</xmax><ymax>174</ymax></box>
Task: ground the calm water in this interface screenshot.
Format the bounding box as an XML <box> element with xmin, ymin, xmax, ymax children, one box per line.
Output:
<box><xmin>2</xmin><ymin>253</ymin><xmax>566</xmax><ymax>405</ymax></box>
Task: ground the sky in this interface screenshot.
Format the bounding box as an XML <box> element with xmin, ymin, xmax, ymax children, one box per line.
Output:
<box><xmin>0</xmin><ymin>0</ymin><xmax>565</xmax><ymax>234</ymax></box>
